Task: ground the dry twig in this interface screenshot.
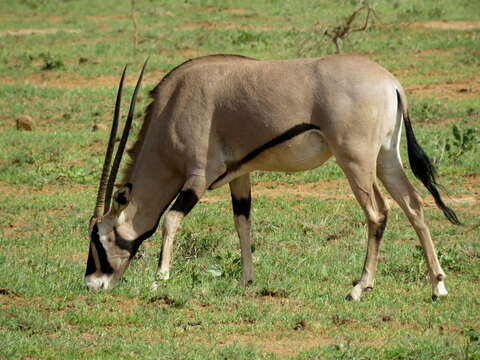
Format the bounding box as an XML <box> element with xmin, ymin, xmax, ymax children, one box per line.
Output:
<box><xmin>323</xmin><ymin>1</ymin><xmax>381</xmax><ymax>53</ymax></box>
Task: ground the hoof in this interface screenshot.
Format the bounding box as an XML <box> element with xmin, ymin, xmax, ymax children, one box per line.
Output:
<box><xmin>432</xmin><ymin>280</ymin><xmax>448</xmax><ymax>300</ymax></box>
<box><xmin>238</xmin><ymin>278</ymin><xmax>254</xmax><ymax>287</ymax></box>
<box><xmin>157</xmin><ymin>271</ymin><xmax>170</xmax><ymax>281</ymax></box>
<box><xmin>346</xmin><ymin>285</ymin><xmax>363</xmax><ymax>301</ymax></box>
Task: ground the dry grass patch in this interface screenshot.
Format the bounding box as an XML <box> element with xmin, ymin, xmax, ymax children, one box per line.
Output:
<box><xmin>408</xmin><ymin>21</ymin><xmax>480</xmax><ymax>30</ymax></box>
<box><xmin>0</xmin><ymin>28</ymin><xmax>80</xmax><ymax>37</ymax></box>
<box><xmin>2</xmin><ymin>70</ymin><xmax>167</xmax><ymax>89</ymax></box>
<box><xmin>405</xmin><ymin>74</ymin><xmax>480</xmax><ymax>100</ymax></box>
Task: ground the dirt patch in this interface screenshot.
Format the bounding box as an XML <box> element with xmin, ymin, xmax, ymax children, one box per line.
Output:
<box><xmin>0</xmin><ymin>288</ymin><xmax>22</xmax><ymax>310</ymax></box>
<box><xmin>408</xmin><ymin>21</ymin><xmax>480</xmax><ymax>31</ymax></box>
<box><xmin>201</xmin><ymin>177</ymin><xmax>479</xmax><ymax>216</ymax></box>
<box><xmin>201</xmin><ymin>179</ymin><xmax>352</xmax><ymax>204</ymax></box>
<box><xmin>2</xmin><ymin>69</ymin><xmax>167</xmax><ymax>89</ymax></box>
<box><xmin>86</xmin><ymin>14</ymin><xmax>129</xmax><ymax>21</ymax></box>
<box><xmin>0</xmin><ymin>28</ymin><xmax>80</xmax><ymax>37</ymax></box>
<box><xmin>224</xmin><ymin>330</ymin><xmax>334</xmax><ymax>357</ymax></box>
<box><xmin>158</xmin><ymin>47</ymin><xmax>203</xmax><ymax>59</ymax></box>
<box><xmin>181</xmin><ymin>20</ymin><xmax>272</xmax><ymax>31</ymax></box>
<box><xmin>405</xmin><ymin>75</ymin><xmax>480</xmax><ymax>100</ymax></box>
<box><xmin>222</xmin><ymin>7</ymin><xmax>258</xmax><ymax>17</ymax></box>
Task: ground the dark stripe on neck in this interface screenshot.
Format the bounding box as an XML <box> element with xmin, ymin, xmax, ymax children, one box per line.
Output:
<box><xmin>210</xmin><ymin>123</ymin><xmax>321</xmax><ymax>188</ymax></box>
<box><xmin>114</xmin><ymin>189</ymin><xmax>183</xmax><ymax>259</ymax></box>
<box><xmin>90</xmin><ymin>224</ymin><xmax>114</xmax><ymax>274</ymax></box>
<box><xmin>114</xmin><ymin>229</ymin><xmax>143</xmax><ymax>259</ymax></box>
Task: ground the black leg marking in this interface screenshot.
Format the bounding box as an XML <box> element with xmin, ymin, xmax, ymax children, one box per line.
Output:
<box><xmin>88</xmin><ymin>224</ymin><xmax>114</xmax><ymax>274</ymax></box>
<box><xmin>170</xmin><ymin>189</ymin><xmax>199</xmax><ymax>216</ymax></box>
<box><xmin>231</xmin><ymin>193</ymin><xmax>251</xmax><ymax>219</ymax></box>
<box><xmin>374</xmin><ymin>215</ymin><xmax>388</xmax><ymax>240</ymax></box>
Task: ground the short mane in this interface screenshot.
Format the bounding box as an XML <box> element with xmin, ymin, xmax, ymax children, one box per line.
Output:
<box><xmin>121</xmin><ymin>54</ymin><xmax>257</xmax><ymax>183</ymax></box>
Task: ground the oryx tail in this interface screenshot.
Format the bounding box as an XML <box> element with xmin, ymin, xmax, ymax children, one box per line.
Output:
<box><xmin>397</xmin><ymin>90</ymin><xmax>461</xmax><ymax>225</ymax></box>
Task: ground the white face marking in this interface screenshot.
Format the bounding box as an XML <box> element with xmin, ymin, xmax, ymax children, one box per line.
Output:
<box><xmin>85</xmin><ymin>273</ymin><xmax>114</xmax><ymax>291</ymax></box>
<box><xmin>115</xmin><ymin>210</ymin><xmax>128</xmax><ymax>227</ymax></box>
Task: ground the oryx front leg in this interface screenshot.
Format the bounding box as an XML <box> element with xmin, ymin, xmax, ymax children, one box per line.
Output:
<box><xmin>155</xmin><ymin>176</ymin><xmax>205</xmax><ymax>283</ymax></box>
<box><xmin>229</xmin><ymin>174</ymin><xmax>254</xmax><ymax>286</ymax></box>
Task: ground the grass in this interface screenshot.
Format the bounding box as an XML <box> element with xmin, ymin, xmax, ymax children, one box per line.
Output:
<box><xmin>0</xmin><ymin>0</ymin><xmax>479</xmax><ymax>359</ymax></box>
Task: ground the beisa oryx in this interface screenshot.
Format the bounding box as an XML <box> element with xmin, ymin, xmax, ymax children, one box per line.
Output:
<box><xmin>84</xmin><ymin>54</ymin><xmax>460</xmax><ymax>300</ymax></box>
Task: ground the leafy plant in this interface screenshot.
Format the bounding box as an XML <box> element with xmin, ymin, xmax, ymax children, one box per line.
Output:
<box><xmin>39</xmin><ymin>53</ymin><xmax>65</xmax><ymax>71</ymax></box>
<box><xmin>463</xmin><ymin>328</ymin><xmax>480</xmax><ymax>360</ymax></box>
<box><xmin>208</xmin><ymin>251</ymin><xmax>242</xmax><ymax>280</ymax></box>
<box><xmin>443</xmin><ymin>125</ymin><xmax>479</xmax><ymax>160</ymax></box>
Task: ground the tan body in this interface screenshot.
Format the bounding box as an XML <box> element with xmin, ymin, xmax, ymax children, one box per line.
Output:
<box><xmin>85</xmin><ymin>54</ymin><xmax>458</xmax><ymax>300</ymax></box>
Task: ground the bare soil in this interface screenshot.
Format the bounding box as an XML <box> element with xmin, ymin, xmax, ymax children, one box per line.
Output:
<box><xmin>224</xmin><ymin>330</ymin><xmax>335</xmax><ymax>357</ymax></box>
<box><xmin>0</xmin><ymin>28</ymin><xmax>80</xmax><ymax>37</ymax></box>
<box><xmin>405</xmin><ymin>75</ymin><xmax>480</xmax><ymax>100</ymax></box>
<box><xmin>1</xmin><ymin>70</ymin><xmax>167</xmax><ymax>89</ymax></box>
<box><xmin>408</xmin><ymin>21</ymin><xmax>480</xmax><ymax>30</ymax></box>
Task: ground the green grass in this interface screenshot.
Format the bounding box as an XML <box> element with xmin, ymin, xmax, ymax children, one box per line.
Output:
<box><xmin>0</xmin><ymin>0</ymin><xmax>479</xmax><ymax>359</ymax></box>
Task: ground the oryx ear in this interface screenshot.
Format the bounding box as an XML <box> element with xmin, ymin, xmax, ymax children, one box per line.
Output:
<box><xmin>113</xmin><ymin>183</ymin><xmax>132</xmax><ymax>213</ymax></box>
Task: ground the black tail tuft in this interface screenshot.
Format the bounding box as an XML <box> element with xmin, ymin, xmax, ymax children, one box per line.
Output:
<box><xmin>398</xmin><ymin>91</ymin><xmax>461</xmax><ymax>225</ymax></box>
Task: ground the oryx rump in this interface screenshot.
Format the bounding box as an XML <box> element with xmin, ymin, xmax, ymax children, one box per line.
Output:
<box><xmin>84</xmin><ymin>54</ymin><xmax>459</xmax><ymax>300</ymax></box>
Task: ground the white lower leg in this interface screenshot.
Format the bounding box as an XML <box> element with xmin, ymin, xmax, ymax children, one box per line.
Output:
<box><xmin>156</xmin><ymin>211</ymin><xmax>183</xmax><ymax>281</ymax></box>
<box><xmin>347</xmin><ymin>270</ymin><xmax>375</xmax><ymax>301</ymax></box>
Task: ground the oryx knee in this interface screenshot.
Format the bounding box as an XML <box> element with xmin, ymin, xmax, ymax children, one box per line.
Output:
<box><xmin>163</xmin><ymin>211</ymin><xmax>183</xmax><ymax>234</ymax></box>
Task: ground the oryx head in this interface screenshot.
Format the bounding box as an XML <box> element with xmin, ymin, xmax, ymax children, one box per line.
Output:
<box><xmin>85</xmin><ymin>61</ymin><xmax>147</xmax><ymax>291</ymax></box>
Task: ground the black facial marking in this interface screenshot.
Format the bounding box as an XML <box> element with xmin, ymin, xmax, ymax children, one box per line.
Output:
<box><xmin>209</xmin><ymin>123</ymin><xmax>321</xmax><ymax>189</ymax></box>
<box><xmin>115</xmin><ymin>191</ymin><xmax>128</xmax><ymax>205</ymax></box>
<box><xmin>88</xmin><ymin>224</ymin><xmax>114</xmax><ymax>274</ymax></box>
<box><xmin>375</xmin><ymin>215</ymin><xmax>388</xmax><ymax>240</ymax></box>
<box><xmin>85</xmin><ymin>245</ymin><xmax>97</xmax><ymax>276</ymax></box>
<box><xmin>170</xmin><ymin>189</ymin><xmax>199</xmax><ymax>216</ymax></box>
<box><xmin>111</xmin><ymin>189</ymin><xmax>183</xmax><ymax>260</ymax></box>
<box><xmin>125</xmin><ymin>183</ymin><xmax>133</xmax><ymax>191</ymax></box>
<box><xmin>231</xmin><ymin>193</ymin><xmax>251</xmax><ymax>219</ymax></box>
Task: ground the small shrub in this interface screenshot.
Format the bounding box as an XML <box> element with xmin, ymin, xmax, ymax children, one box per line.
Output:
<box><xmin>443</xmin><ymin>125</ymin><xmax>479</xmax><ymax>160</ymax></box>
<box><xmin>39</xmin><ymin>53</ymin><xmax>65</xmax><ymax>71</ymax></box>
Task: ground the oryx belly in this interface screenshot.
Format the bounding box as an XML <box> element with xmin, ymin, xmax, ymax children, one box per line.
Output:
<box><xmin>244</xmin><ymin>129</ymin><xmax>331</xmax><ymax>172</ymax></box>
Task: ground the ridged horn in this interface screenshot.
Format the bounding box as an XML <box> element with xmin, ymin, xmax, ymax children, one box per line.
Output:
<box><xmin>93</xmin><ymin>65</ymin><xmax>127</xmax><ymax>221</ymax></box>
<box><xmin>104</xmin><ymin>58</ymin><xmax>149</xmax><ymax>214</ymax></box>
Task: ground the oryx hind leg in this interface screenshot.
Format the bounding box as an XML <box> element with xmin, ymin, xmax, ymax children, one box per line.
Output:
<box><xmin>336</xmin><ymin>156</ymin><xmax>389</xmax><ymax>301</ymax></box>
<box><xmin>155</xmin><ymin>175</ymin><xmax>206</xmax><ymax>283</ymax></box>
<box><xmin>229</xmin><ymin>174</ymin><xmax>254</xmax><ymax>286</ymax></box>
<box><xmin>377</xmin><ymin>149</ymin><xmax>447</xmax><ymax>299</ymax></box>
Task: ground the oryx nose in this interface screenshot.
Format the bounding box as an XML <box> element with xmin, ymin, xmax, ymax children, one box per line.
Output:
<box><xmin>85</xmin><ymin>275</ymin><xmax>109</xmax><ymax>291</ymax></box>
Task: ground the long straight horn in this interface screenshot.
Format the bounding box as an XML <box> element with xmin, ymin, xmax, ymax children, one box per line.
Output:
<box><xmin>93</xmin><ymin>65</ymin><xmax>127</xmax><ymax>220</ymax></box>
<box><xmin>104</xmin><ymin>58</ymin><xmax>149</xmax><ymax>214</ymax></box>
